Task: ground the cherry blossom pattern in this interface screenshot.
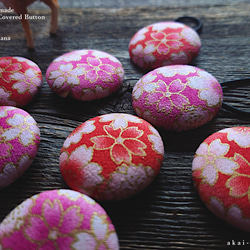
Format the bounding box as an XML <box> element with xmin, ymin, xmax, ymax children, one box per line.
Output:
<box><xmin>46</xmin><ymin>49</ymin><xmax>124</xmax><ymax>101</ymax></box>
<box><xmin>192</xmin><ymin>139</ymin><xmax>238</xmax><ymax>186</ymax></box>
<box><xmin>132</xmin><ymin>65</ymin><xmax>223</xmax><ymax>131</ymax></box>
<box><xmin>104</xmin><ymin>163</ymin><xmax>156</xmax><ymax>200</ymax></box>
<box><xmin>60</xmin><ymin>145</ymin><xmax>104</xmax><ymax>196</ymax></box>
<box><xmin>221</xmin><ymin>127</ymin><xmax>250</xmax><ymax>148</ymax></box>
<box><xmin>60</xmin><ymin>113</ymin><xmax>164</xmax><ymax>200</ymax></box>
<box><xmin>129</xmin><ymin>21</ymin><xmax>201</xmax><ymax>70</ymax></box>
<box><xmin>207</xmin><ymin>197</ymin><xmax>250</xmax><ymax>232</ymax></box>
<box><xmin>0</xmin><ymin>189</ymin><xmax>119</xmax><ymax>249</ymax></box>
<box><xmin>192</xmin><ymin>127</ymin><xmax>250</xmax><ymax>232</ymax></box>
<box><xmin>0</xmin><ymin>56</ymin><xmax>42</xmax><ymax>107</ymax></box>
<box><xmin>0</xmin><ymin>106</ymin><xmax>40</xmax><ymax>188</ymax></box>
<box><xmin>63</xmin><ymin>120</ymin><xmax>96</xmax><ymax>148</ymax></box>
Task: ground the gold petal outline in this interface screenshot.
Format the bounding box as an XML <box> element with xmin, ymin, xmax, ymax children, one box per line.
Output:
<box><xmin>23</xmin><ymin>199</ymin><xmax>84</xmax><ymax>247</ymax></box>
<box><xmin>144</xmin><ymin>79</ymin><xmax>190</xmax><ymax>115</ymax></box>
<box><xmin>4</xmin><ymin>113</ymin><xmax>39</xmax><ymax>147</ymax></box>
<box><xmin>208</xmin><ymin>196</ymin><xmax>250</xmax><ymax>222</ymax></box>
<box><xmin>48</xmin><ymin>63</ymin><xmax>81</xmax><ymax>89</ymax></box>
<box><xmin>186</xmin><ymin>70</ymin><xmax>222</xmax><ymax>108</ymax></box>
<box><xmin>225</xmin><ymin>153</ymin><xmax>250</xmax><ymax>202</ymax></box>
<box><xmin>225</xmin><ymin>127</ymin><xmax>250</xmax><ymax>148</ymax></box>
<box><xmin>73</xmin><ymin>212</ymin><xmax>115</xmax><ymax>249</ymax></box>
<box><xmin>193</xmin><ymin>140</ymin><xmax>239</xmax><ymax>187</ymax></box>
<box><xmin>0</xmin><ymin>85</ymin><xmax>17</xmax><ymax>106</ymax></box>
<box><xmin>146</xmin><ymin>31</ymin><xmax>184</xmax><ymax>55</ymax></box>
<box><xmin>0</xmin><ymin>58</ymin><xmax>22</xmax><ymax>83</ymax></box>
<box><xmin>11</xmin><ymin>68</ymin><xmax>42</xmax><ymax>95</ymax></box>
<box><xmin>91</xmin><ymin>124</ymin><xmax>147</xmax><ymax>165</ymax></box>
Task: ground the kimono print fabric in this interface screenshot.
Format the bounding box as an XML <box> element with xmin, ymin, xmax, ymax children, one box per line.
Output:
<box><xmin>192</xmin><ymin>127</ymin><xmax>250</xmax><ymax>232</ymax></box>
<box><xmin>0</xmin><ymin>189</ymin><xmax>119</xmax><ymax>249</ymax></box>
<box><xmin>0</xmin><ymin>56</ymin><xmax>43</xmax><ymax>107</ymax></box>
<box><xmin>132</xmin><ymin>65</ymin><xmax>223</xmax><ymax>131</ymax></box>
<box><xmin>129</xmin><ymin>21</ymin><xmax>201</xmax><ymax>70</ymax></box>
<box><xmin>46</xmin><ymin>49</ymin><xmax>124</xmax><ymax>101</ymax></box>
<box><xmin>0</xmin><ymin>106</ymin><xmax>40</xmax><ymax>188</ymax></box>
<box><xmin>60</xmin><ymin>113</ymin><xmax>164</xmax><ymax>200</ymax></box>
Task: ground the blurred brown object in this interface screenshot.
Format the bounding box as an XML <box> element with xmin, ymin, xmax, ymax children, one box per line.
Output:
<box><xmin>0</xmin><ymin>0</ymin><xmax>59</xmax><ymax>49</ymax></box>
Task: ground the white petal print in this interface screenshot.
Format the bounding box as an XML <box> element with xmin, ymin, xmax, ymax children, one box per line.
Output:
<box><xmin>202</xmin><ymin>163</ymin><xmax>217</xmax><ymax>185</ymax></box>
<box><xmin>92</xmin><ymin>214</ymin><xmax>108</xmax><ymax>240</ymax></box>
<box><xmin>8</xmin><ymin>114</ymin><xmax>24</xmax><ymax>126</ymax></box>
<box><xmin>63</xmin><ymin>133</ymin><xmax>82</xmax><ymax>148</ymax></box>
<box><xmin>69</xmin><ymin>145</ymin><xmax>93</xmax><ymax>166</ymax></box>
<box><xmin>53</xmin><ymin>77</ymin><xmax>66</xmax><ymax>88</ymax></box>
<box><xmin>2</xmin><ymin>128</ymin><xmax>20</xmax><ymax>141</ymax></box>
<box><xmin>20</xmin><ymin>130</ymin><xmax>34</xmax><ymax>146</ymax></box>
<box><xmin>215</xmin><ymin>158</ymin><xmax>238</xmax><ymax>174</ymax></box>
<box><xmin>67</xmin><ymin>75</ymin><xmax>79</xmax><ymax>85</ymax></box>
<box><xmin>73</xmin><ymin>232</ymin><xmax>97</xmax><ymax>250</ymax></box>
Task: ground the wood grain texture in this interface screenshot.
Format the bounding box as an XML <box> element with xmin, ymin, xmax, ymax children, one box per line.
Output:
<box><xmin>1</xmin><ymin>1</ymin><xmax>250</xmax><ymax>249</ymax></box>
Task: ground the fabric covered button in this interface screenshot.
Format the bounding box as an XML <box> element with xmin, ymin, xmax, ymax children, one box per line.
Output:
<box><xmin>0</xmin><ymin>106</ymin><xmax>40</xmax><ymax>188</ymax></box>
<box><xmin>192</xmin><ymin>127</ymin><xmax>250</xmax><ymax>232</ymax></box>
<box><xmin>132</xmin><ymin>65</ymin><xmax>223</xmax><ymax>131</ymax></box>
<box><xmin>0</xmin><ymin>189</ymin><xmax>119</xmax><ymax>249</ymax></box>
<box><xmin>46</xmin><ymin>49</ymin><xmax>124</xmax><ymax>101</ymax></box>
<box><xmin>0</xmin><ymin>56</ymin><xmax>43</xmax><ymax>107</ymax></box>
<box><xmin>60</xmin><ymin>113</ymin><xmax>164</xmax><ymax>200</ymax></box>
<box><xmin>129</xmin><ymin>21</ymin><xmax>201</xmax><ymax>70</ymax></box>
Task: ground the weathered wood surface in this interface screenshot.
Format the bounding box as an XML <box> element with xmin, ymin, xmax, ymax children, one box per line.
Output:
<box><xmin>1</xmin><ymin>1</ymin><xmax>250</xmax><ymax>249</ymax></box>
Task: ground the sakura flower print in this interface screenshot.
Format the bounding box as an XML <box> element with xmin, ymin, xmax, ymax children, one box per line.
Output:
<box><xmin>0</xmin><ymin>189</ymin><xmax>119</xmax><ymax>250</ymax></box>
<box><xmin>0</xmin><ymin>56</ymin><xmax>43</xmax><ymax>107</ymax></box>
<box><xmin>60</xmin><ymin>113</ymin><xmax>164</xmax><ymax>200</ymax></box>
<box><xmin>128</xmin><ymin>21</ymin><xmax>201</xmax><ymax>70</ymax></box>
<box><xmin>132</xmin><ymin>65</ymin><xmax>223</xmax><ymax>131</ymax></box>
<box><xmin>192</xmin><ymin>127</ymin><xmax>250</xmax><ymax>232</ymax></box>
<box><xmin>46</xmin><ymin>49</ymin><xmax>124</xmax><ymax>101</ymax></box>
<box><xmin>0</xmin><ymin>106</ymin><xmax>40</xmax><ymax>188</ymax></box>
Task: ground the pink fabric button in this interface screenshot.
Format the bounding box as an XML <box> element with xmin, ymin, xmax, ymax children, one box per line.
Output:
<box><xmin>0</xmin><ymin>106</ymin><xmax>40</xmax><ymax>188</ymax></box>
<box><xmin>0</xmin><ymin>189</ymin><xmax>119</xmax><ymax>249</ymax></box>
<box><xmin>129</xmin><ymin>21</ymin><xmax>201</xmax><ymax>70</ymax></box>
<box><xmin>192</xmin><ymin>127</ymin><xmax>250</xmax><ymax>232</ymax></box>
<box><xmin>0</xmin><ymin>56</ymin><xmax>43</xmax><ymax>107</ymax></box>
<box><xmin>132</xmin><ymin>65</ymin><xmax>223</xmax><ymax>131</ymax></box>
<box><xmin>60</xmin><ymin>113</ymin><xmax>164</xmax><ymax>200</ymax></box>
<box><xmin>46</xmin><ymin>49</ymin><xmax>124</xmax><ymax>101</ymax></box>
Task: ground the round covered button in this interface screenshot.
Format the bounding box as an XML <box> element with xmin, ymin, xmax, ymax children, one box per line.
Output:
<box><xmin>0</xmin><ymin>56</ymin><xmax>43</xmax><ymax>107</ymax></box>
<box><xmin>0</xmin><ymin>189</ymin><xmax>119</xmax><ymax>249</ymax></box>
<box><xmin>129</xmin><ymin>21</ymin><xmax>201</xmax><ymax>70</ymax></box>
<box><xmin>60</xmin><ymin>113</ymin><xmax>164</xmax><ymax>200</ymax></box>
<box><xmin>0</xmin><ymin>106</ymin><xmax>40</xmax><ymax>188</ymax></box>
<box><xmin>132</xmin><ymin>65</ymin><xmax>223</xmax><ymax>131</ymax></box>
<box><xmin>192</xmin><ymin>127</ymin><xmax>250</xmax><ymax>232</ymax></box>
<box><xmin>46</xmin><ymin>49</ymin><xmax>124</xmax><ymax>101</ymax></box>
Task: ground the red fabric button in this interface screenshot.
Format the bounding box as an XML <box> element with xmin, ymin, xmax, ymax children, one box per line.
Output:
<box><xmin>192</xmin><ymin>127</ymin><xmax>250</xmax><ymax>231</ymax></box>
<box><xmin>129</xmin><ymin>21</ymin><xmax>201</xmax><ymax>70</ymax></box>
<box><xmin>60</xmin><ymin>113</ymin><xmax>164</xmax><ymax>200</ymax></box>
<box><xmin>0</xmin><ymin>57</ymin><xmax>42</xmax><ymax>107</ymax></box>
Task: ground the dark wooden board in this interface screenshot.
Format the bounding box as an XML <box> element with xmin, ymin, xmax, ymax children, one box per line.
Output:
<box><xmin>0</xmin><ymin>1</ymin><xmax>250</xmax><ymax>249</ymax></box>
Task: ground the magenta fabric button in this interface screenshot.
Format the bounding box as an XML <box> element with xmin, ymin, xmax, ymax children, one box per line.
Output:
<box><xmin>132</xmin><ymin>65</ymin><xmax>223</xmax><ymax>131</ymax></box>
<box><xmin>0</xmin><ymin>56</ymin><xmax>43</xmax><ymax>107</ymax></box>
<box><xmin>46</xmin><ymin>49</ymin><xmax>124</xmax><ymax>101</ymax></box>
<box><xmin>0</xmin><ymin>189</ymin><xmax>119</xmax><ymax>249</ymax></box>
<box><xmin>129</xmin><ymin>21</ymin><xmax>201</xmax><ymax>70</ymax></box>
<box><xmin>0</xmin><ymin>106</ymin><xmax>40</xmax><ymax>188</ymax></box>
<box><xmin>60</xmin><ymin>113</ymin><xmax>164</xmax><ymax>201</ymax></box>
<box><xmin>192</xmin><ymin>127</ymin><xmax>250</xmax><ymax>232</ymax></box>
